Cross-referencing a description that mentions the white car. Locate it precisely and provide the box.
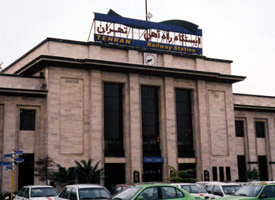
[15,185,58,200]
[204,182,241,198]
[55,184,111,200]
[171,183,216,200]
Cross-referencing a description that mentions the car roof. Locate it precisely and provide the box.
[65,184,105,189]
[205,182,240,186]
[23,185,55,188]
[170,183,197,186]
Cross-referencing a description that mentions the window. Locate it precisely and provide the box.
[138,187,158,200]
[212,167,218,181]
[235,120,244,137]
[206,185,213,193]
[237,155,247,182]
[176,89,194,158]
[59,187,70,199]
[255,121,265,138]
[213,186,223,196]
[161,186,182,199]
[20,109,35,130]
[70,188,77,200]
[141,86,161,157]
[219,167,224,181]
[258,156,268,181]
[226,167,231,182]
[104,83,124,157]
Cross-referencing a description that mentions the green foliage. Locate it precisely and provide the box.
[165,166,196,183]
[49,159,104,189]
[74,159,104,184]
[245,168,260,181]
[34,156,56,184]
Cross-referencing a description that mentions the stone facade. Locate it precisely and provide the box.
[0,38,274,192]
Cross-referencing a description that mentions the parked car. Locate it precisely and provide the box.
[55,184,111,200]
[112,183,205,200]
[218,183,275,200]
[171,183,216,199]
[204,183,241,198]
[15,185,58,200]
[111,184,131,195]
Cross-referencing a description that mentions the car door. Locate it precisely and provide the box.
[159,186,185,200]
[259,185,275,200]
[136,186,159,200]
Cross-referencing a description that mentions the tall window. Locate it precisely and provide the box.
[212,167,218,181]
[237,155,247,181]
[141,86,161,157]
[255,121,265,138]
[235,120,244,137]
[219,167,224,181]
[20,109,35,130]
[176,89,194,158]
[226,167,231,181]
[104,83,124,157]
[258,156,268,181]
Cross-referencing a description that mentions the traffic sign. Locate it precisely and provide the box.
[14,158,24,163]
[14,151,23,155]
[1,162,12,167]
[4,154,13,159]
[6,166,13,171]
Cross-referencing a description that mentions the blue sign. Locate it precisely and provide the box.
[94,34,202,55]
[143,157,164,163]
[6,166,13,171]
[4,154,13,159]
[14,150,23,155]
[1,162,12,167]
[93,12,203,55]
[14,158,24,163]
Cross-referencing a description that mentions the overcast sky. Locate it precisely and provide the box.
[0,0,274,96]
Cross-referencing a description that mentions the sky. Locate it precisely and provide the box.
[0,0,274,96]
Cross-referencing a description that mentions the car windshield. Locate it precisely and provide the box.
[234,185,263,197]
[79,188,111,200]
[31,187,58,197]
[222,185,241,195]
[113,187,142,200]
[181,185,207,193]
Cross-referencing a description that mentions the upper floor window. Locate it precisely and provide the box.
[255,121,265,138]
[235,120,244,137]
[104,83,124,157]
[20,109,35,130]
[176,89,194,158]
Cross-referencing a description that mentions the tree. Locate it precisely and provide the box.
[74,159,104,184]
[34,156,56,184]
[51,165,76,190]
[165,166,196,183]
[245,168,260,181]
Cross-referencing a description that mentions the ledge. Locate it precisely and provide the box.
[0,87,47,97]
[234,104,275,113]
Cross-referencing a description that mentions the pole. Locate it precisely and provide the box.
[145,0,148,21]
[11,150,14,200]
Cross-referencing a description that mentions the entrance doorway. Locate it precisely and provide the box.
[143,163,163,182]
[104,163,125,192]
[18,154,34,190]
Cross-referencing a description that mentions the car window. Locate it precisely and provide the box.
[190,185,200,193]
[17,188,26,197]
[113,187,141,199]
[261,186,275,198]
[59,187,70,199]
[175,188,185,198]
[206,185,213,193]
[79,188,111,200]
[160,186,178,199]
[213,186,223,196]
[24,188,30,198]
[31,187,58,197]
[70,188,77,200]
[181,185,190,193]
[222,185,241,195]
[138,187,158,200]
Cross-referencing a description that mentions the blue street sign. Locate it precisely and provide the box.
[6,166,13,170]
[14,150,23,155]
[14,158,24,163]
[4,154,13,159]
[1,162,12,167]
